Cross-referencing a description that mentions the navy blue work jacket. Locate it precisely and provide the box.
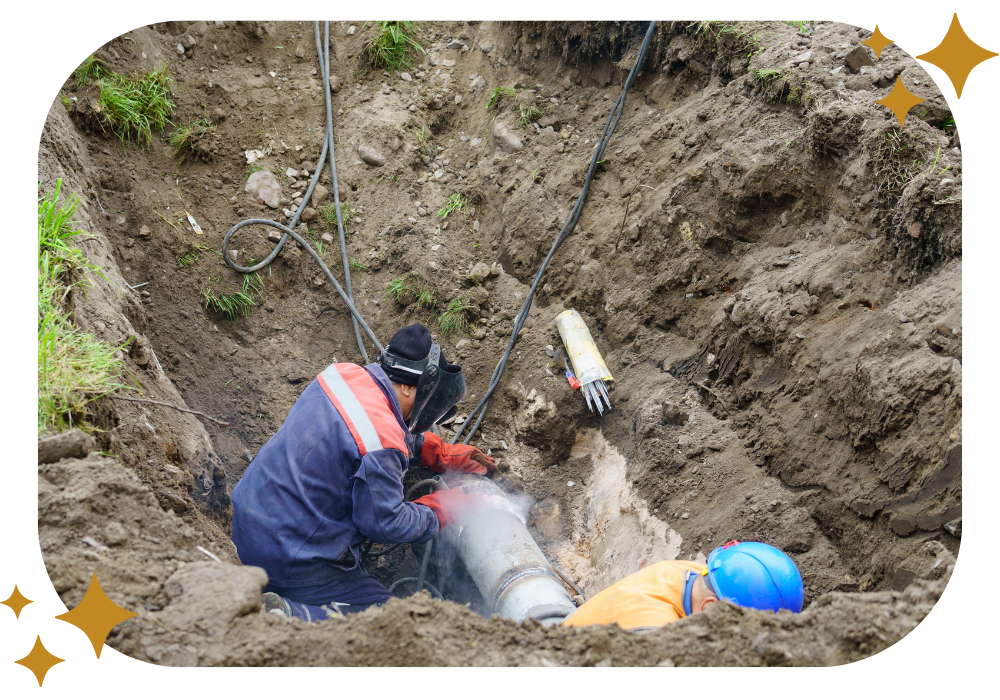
[231,362,438,588]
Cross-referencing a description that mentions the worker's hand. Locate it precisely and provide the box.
[420,431,496,475]
[413,490,504,528]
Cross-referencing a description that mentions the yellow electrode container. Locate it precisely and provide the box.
[555,309,614,414]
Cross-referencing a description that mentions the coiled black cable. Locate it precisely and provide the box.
[222,21,376,360]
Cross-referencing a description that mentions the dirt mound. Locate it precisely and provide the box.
[36,450,948,666]
[38,19,960,665]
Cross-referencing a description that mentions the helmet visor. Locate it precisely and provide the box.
[407,344,466,433]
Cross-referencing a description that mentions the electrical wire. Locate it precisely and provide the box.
[221,21,374,360]
[451,20,658,444]
[387,576,443,599]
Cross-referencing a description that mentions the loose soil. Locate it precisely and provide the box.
[37,19,961,666]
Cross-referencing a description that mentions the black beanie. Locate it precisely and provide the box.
[380,324,460,386]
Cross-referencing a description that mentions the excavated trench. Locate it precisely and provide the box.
[37,19,960,665]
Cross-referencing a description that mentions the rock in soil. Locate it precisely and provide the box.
[491,121,524,154]
[358,145,386,167]
[245,170,282,209]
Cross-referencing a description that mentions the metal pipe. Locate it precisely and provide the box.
[444,474,577,626]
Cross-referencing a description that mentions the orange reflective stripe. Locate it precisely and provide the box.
[316,363,407,456]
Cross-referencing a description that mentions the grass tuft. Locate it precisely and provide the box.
[321,202,353,228]
[74,54,106,88]
[415,126,433,154]
[201,273,264,321]
[38,180,125,434]
[438,295,474,336]
[487,86,516,112]
[364,22,426,71]
[169,113,214,158]
[95,65,175,148]
[784,21,810,32]
[437,193,469,219]
[518,104,543,128]
[385,272,436,310]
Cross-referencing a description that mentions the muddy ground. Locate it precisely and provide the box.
[37,20,960,665]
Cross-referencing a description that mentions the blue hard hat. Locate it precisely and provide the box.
[706,541,804,613]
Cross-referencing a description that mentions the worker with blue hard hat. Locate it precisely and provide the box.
[562,541,804,630]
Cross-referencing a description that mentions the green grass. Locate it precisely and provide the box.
[415,126,432,154]
[74,54,106,88]
[321,202,353,228]
[310,236,328,256]
[169,115,214,158]
[364,21,426,71]
[201,273,264,321]
[437,193,469,219]
[385,272,436,309]
[349,258,368,272]
[784,21,810,32]
[487,86,516,112]
[247,165,264,180]
[38,180,125,434]
[95,65,175,148]
[178,250,200,266]
[518,104,543,128]
[438,295,474,336]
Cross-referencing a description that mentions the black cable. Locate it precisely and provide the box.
[416,538,433,594]
[320,21,367,362]
[221,21,374,360]
[387,577,443,599]
[451,21,658,444]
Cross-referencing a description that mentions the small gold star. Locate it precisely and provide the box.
[876,76,925,128]
[15,636,63,687]
[55,573,137,658]
[917,13,998,98]
[1,585,33,619]
[863,25,895,59]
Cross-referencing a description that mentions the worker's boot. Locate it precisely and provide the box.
[261,592,292,618]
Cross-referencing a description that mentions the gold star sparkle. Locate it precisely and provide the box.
[876,77,925,128]
[916,13,998,98]
[15,636,63,687]
[863,25,895,59]
[55,573,136,658]
[1,585,33,619]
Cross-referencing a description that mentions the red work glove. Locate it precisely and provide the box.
[413,490,504,528]
[420,431,496,475]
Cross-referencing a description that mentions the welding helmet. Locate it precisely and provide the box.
[706,541,804,613]
[378,341,466,433]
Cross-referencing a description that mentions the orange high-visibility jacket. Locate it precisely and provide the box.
[562,560,704,630]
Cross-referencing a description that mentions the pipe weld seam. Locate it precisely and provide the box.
[492,567,564,610]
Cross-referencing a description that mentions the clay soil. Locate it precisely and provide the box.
[37,20,960,666]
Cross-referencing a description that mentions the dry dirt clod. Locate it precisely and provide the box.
[38,429,95,464]
[844,45,875,73]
